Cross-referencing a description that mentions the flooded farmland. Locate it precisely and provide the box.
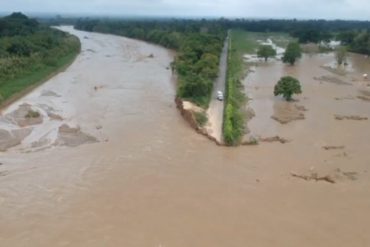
[0,28,370,247]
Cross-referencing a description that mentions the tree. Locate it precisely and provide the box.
[282,42,302,65]
[274,76,302,101]
[257,45,277,62]
[335,46,347,66]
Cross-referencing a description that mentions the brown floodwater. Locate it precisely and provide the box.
[0,28,370,247]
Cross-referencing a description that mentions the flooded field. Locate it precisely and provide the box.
[0,28,370,247]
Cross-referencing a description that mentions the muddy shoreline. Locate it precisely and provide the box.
[175,97,222,146]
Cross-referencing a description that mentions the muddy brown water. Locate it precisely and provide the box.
[0,28,370,246]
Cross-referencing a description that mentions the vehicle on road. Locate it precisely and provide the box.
[217,91,224,101]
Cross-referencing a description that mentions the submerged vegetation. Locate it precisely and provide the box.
[282,42,302,65]
[274,76,302,101]
[0,13,80,106]
[257,45,277,62]
[75,19,226,107]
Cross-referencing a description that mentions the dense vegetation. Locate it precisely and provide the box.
[222,30,251,146]
[75,19,226,107]
[0,13,80,106]
[336,31,370,55]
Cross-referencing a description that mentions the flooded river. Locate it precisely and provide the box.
[0,28,370,246]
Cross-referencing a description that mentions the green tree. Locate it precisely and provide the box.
[282,42,302,65]
[274,76,302,101]
[335,46,347,66]
[257,45,277,62]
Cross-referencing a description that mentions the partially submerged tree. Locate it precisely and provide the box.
[335,46,347,66]
[257,45,277,62]
[282,42,302,65]
[274,76,302,101]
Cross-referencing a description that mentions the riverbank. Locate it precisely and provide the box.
[0,14,81,110]
[0,36,80,110]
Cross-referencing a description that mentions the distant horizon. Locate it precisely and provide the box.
[1,0,370,21]
[1,11,370,22]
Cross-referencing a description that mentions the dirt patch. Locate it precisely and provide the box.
[334,115,368,121]
[5,104,43,127]
[54,124,98,147]
[0,128,32,151]
[271,102,306,124]
[314,75,352,85]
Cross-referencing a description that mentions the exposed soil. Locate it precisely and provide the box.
[4,103,43,127]
[271,102,306,124]
[54,124,98,147]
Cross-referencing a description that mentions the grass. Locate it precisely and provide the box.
[0,36,80,109]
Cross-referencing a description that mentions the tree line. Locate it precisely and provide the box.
[0,13,80,104]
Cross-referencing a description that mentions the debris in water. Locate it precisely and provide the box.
[334,115,368,121]
[259,136,290,144]
[322,145,345,150]
[290,172,336,184]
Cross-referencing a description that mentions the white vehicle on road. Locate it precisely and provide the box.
[217,91,224,101]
